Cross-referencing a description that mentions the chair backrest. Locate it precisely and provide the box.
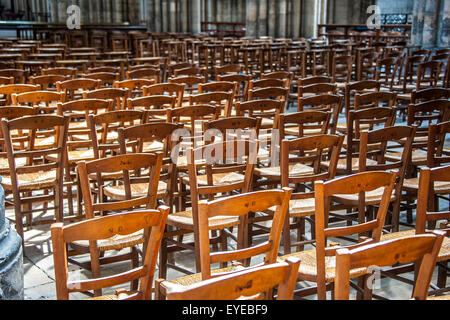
[344,80,381,115]
[411,87,450,104]
[52,205,169,300]
[416,165,450,235]
[189,92,233,118]
[142,83,185,107]
[29,75,68,90]
[11,90,64,111]
[41,67,77,77]
[126,68,161,83]
[217,73,252,101]
[77,153,163,218]
[426,121,450,168]
[56,78,101,101]
[407,99,450,149]
[203,116,261,143]
[83,88,129,110]
[127,95,176,120]
[334,232,444,300]
[278,110,331,140]
[314,171,397,299]
[87,110,146,159]
[198,81,237,95]
[215,64,244,80]
[197,188,292,280]
[114,79,156,98]
[165,257,300,300]
[0,84,40,105]
[166,104,220,137]
[298,94,343,134]
[298,83,337,98]
[298,76,332,87]
[84,72,120,86]
[250,78,288,91]
[168,75,206,96]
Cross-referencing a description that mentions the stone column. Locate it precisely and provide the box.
[279,0,288,38]
[268,0,277,38]
[190,0,201,34]
[0,177,23,300]
[438,0,450,47]
[411,0,444,48]
[246,0,258,38]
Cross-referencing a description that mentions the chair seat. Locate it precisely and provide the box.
[167,210,240,231]
[142,140,164,153]
[182,172,245,186]
[322,157,378,172]
[284,127,323,136]
[70,230,145,252]
[286,198,316,217]
[332,186,396,206]
[385,149,427,166]
[47,149,95,163]
[88,290,139,300]
[103,181,168,201]
[279,249,367,283]
[162,264,246,287]
[403,177,450,193]
[1,170,57,191]
[255,163,314,179]
[380,229,450,262]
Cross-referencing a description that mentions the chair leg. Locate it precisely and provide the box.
[158,237,168,280]
[130,246,139,291]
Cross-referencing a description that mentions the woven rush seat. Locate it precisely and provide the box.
[1,170,57,191]
[279,249,367,283]
[34,136,56,149]
[0,157,26,173]
[162,264,246,287]
[380,229,450,261]
[403,177,450,193]
[182,172,245,186]
[255,163,314,179]
[260,118,274,128]
[428,295,450,300]
[385,149,427,166]
[322,157,378,172]
[396,93,411,101]
[72,130,119,142]
[70,230,145,252]
[167,210,240,231]
[332,186,396,205]
[336,122,370,132]
[142,140,164,153]
[284,127,323,136]
[88,290,139,300]
[103,181,168,200]
[68,121,88,130]
[46,149,95,163]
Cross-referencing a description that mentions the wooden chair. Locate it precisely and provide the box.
[342,80,381,122]
[249,79,289,92]
[41,67,76,78]
[331,55,354,83]
[143,83,185,108]
[11,90,64,113]
[214,64,244,80]
[235,99,284,131]
[157,140,258,280]
[72,153,164,297]
[334,232,444,300]
[336,106,397,176]
[279,110,331,141]
[87,110,146,161]
[114,79,156,98]
[0,84,40,105]
[189,92,234,118]
[198,81,237,96]
[126,68,161,83]
[165,258,300,300]
[83,88,129,110]
[156,188,292,299]
[127,95,176,121]
[298,94,343,135]
[167,62,196,79]
[298,83,337,99]
[375,56,401,91]
[247,87,289,114]
[117,122,184,210]
[56,78,101,102]
[416,60,444,90]
[255,134,344,252]
[51,206,169,300]
[174,66,207,80]
[29,75,68,91]
[1,115,69,241]
[334,126,415,233]
[83,72,120,87]
[0,69,27,83]
[168,75,206,102]
[279,171,397,299]
[217,73,252,102]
